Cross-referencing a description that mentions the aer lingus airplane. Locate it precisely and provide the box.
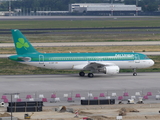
[9,29,154,78]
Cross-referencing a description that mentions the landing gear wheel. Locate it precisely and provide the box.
[133,72,137,76]
[79,71,85,77]
[133,68,137,76]
[88,73,94,78]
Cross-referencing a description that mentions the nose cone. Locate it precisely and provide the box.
[149,59,154,66]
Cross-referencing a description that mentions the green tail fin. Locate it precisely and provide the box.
[11,29,39,55]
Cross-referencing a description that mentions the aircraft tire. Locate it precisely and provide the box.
[79,71,85,77]
[133,72,137,76]
[88,73,94,78]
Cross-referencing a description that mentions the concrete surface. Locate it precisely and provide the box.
[0,73,160,105]
[1,41,160,48]
[0,73,159,92]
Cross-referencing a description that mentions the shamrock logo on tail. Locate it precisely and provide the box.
[16,38,29,50]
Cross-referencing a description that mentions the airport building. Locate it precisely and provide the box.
[69,3,141,15]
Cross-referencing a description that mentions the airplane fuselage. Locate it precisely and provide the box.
[9,52,154,70]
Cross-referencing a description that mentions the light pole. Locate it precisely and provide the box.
[4,93,20,120]
[136,0,138,16]
[9,0,11,16]
[111,0,114,16]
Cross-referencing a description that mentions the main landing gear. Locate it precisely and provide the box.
[79,71,94,78]
[133,68,137,76]
[79,71,85,77]
[88,73,94,78]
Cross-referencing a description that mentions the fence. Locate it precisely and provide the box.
[1,88,160,106]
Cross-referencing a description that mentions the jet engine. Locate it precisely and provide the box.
[100,66,120,75]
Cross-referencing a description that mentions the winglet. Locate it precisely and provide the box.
[11,29,39,55]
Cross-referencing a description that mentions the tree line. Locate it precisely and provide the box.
[0,0,159,12]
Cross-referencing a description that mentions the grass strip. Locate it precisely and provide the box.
[0,19,160,29]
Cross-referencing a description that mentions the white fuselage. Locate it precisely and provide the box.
[19,59,154,70]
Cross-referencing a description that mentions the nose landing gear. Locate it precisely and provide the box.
[133,69,137,76]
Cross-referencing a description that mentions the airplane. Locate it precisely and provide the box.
[9,29,154,78]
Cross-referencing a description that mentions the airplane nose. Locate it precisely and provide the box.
[150,60,154,66]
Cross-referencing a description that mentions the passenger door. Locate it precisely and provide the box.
[39,55,44,64]
[134,54,140,63]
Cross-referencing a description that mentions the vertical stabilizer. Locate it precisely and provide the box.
[11,29,39,55]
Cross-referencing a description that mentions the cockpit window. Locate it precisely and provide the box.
[144,56,149,59]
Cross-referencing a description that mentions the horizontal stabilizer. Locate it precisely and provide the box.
[18,57,31,62]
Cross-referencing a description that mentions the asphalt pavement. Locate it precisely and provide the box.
[0,73,160,106]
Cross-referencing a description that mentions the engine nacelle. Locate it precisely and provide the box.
[102,66,120,75]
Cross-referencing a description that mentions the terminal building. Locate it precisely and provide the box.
[69,3,142,15]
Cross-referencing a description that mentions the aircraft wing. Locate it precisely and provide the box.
[83,62,116,70]
[81,62,120,75]
[73,62,116,70]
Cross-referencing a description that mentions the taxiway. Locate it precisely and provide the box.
[0,72,159,93]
